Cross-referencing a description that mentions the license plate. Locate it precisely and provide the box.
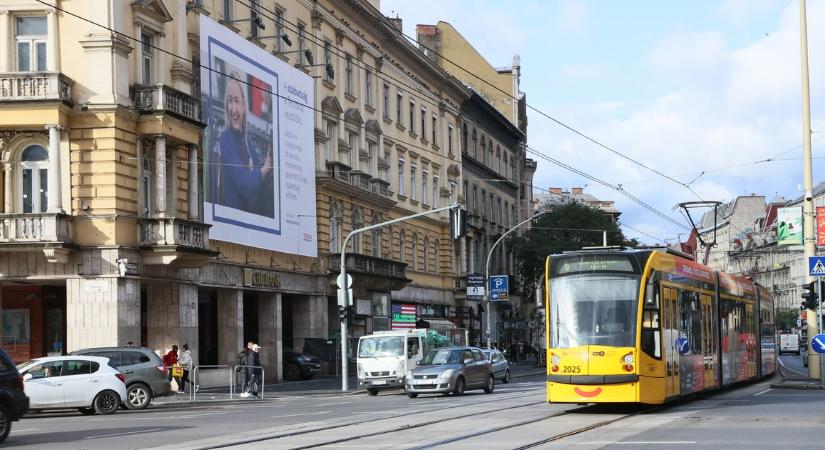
[372,380,387,385]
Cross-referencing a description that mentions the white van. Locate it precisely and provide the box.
[779,333,800,355]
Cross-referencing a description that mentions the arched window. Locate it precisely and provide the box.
[329,200,342,252]
[434,240,440,274]
[461,123,468,153]
[423,237,430,272]
[480,136,486,163]
[371,211,381,257]
[352,207,364,254]
[19,144,48,213]
[412,233,418,271]
[398,229,406,263]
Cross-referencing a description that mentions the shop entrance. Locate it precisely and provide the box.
[1,284,66,363]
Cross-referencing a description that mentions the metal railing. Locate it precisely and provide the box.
[191,365,234,402]
[131,84,202,124]
[0,71,72,103]
[233,365,265,399]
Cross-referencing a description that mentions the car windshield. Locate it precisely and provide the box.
[421,349,461,365]
[17,359,40,371]
[358,336,404,358]
[551,273,640,348]
[482,350,491,360]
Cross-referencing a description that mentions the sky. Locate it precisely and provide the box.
[379,0,825,246]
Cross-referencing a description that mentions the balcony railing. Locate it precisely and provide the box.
[140,217,210,250]
[131,84,201,124]
[0,72,72,103]
[329,253,407,279]
[0,213,73,243]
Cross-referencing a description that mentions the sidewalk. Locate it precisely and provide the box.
[151,363,545,409]
[770,359,825,390]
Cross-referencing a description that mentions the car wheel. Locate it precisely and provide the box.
[78,408,96,416]
[407,392,418,398]
[285,363,301,381]
[126,383,152,410]
[367,388,380,396]
[93,390,121,415]
[483,375,495,394]
[0,404,11,444]
[503,369,511,384]
[453,377,465,396]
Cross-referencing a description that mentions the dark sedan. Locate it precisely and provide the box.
[283,351,322,381]
[405,346,494,398]
[0,348,29,443]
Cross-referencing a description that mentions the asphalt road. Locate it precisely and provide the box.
[7,370,825,449]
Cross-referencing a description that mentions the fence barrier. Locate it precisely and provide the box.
[191,365,234,402]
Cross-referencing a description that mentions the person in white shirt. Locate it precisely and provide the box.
[177,343,193,394]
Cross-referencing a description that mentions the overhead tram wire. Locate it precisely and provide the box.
[45,1,690,238]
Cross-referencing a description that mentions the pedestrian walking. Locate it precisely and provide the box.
[241,344,261,398]
[163,345,179,382]
[236,341,252,392]
[178,343,193,394]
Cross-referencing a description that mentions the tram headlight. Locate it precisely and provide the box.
[551,354,560,365]
[622,353,634,372]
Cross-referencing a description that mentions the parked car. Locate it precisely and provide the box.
[482,349,511,384]
[17,356,127,415]
[0,348,29,443]
[283,351,322,381]
[405,346,494,398]
[72,346,171,410]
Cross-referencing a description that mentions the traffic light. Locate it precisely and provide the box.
[802,281,818,311]
[450,207,467,240]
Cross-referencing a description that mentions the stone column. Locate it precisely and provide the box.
[136,138,144,214]
[46,9,58,71]
[66,277,140,352]
[155,135,167,216]
[46,124,62,213]
[217,289,243,365]
[258,292,282,382]
[145,282,180,354]
[188,145,199,220]
[291,295,328,353]
[0,11,9,72]
[3,163,12,213]
[179,283,199,365]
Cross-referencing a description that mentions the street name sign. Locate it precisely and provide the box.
[467,273,485,300]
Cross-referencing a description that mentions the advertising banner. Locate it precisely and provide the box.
[200,16,316,256]
[777,206,803,246]
[817,206,825,247]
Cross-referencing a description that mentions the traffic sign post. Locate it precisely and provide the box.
[490,275,509,301]
[811,334,825,354]
[467,274,485,301]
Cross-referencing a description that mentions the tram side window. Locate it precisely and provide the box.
[641,279,661,359]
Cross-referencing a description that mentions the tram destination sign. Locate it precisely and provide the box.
[554,255,635,275]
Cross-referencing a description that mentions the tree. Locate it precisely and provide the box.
[510,202,626,286]
[776,308,800,332]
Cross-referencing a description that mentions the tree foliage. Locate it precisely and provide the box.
[510,202,629,285]
[775,308,800,332]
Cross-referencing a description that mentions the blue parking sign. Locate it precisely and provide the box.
[490,275,509,301]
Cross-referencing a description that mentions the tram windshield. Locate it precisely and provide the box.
[550,274,639,348]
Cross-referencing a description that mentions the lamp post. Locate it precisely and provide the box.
[339,203,460,391]
[484,210,548,350]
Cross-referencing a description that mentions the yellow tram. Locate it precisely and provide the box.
[545,247,776,404]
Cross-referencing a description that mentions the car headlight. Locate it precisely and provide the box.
[406,370,413,379]
[397,360,405,375]
[357,363,365,378]
[439,369,456,379]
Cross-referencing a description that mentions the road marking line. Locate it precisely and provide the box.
[84,428,165,439]
[11,429,38,433]
[754,388,772,396]
[271,411,330,418]
[314,401,351,407]
[777,356,808,376]
[577,442,696,445]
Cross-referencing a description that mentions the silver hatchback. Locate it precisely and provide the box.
[72,347,172,409]
[405,347,494,398]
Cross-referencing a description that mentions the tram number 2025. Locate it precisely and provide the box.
[561,365,581,374]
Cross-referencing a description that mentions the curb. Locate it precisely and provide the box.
[770,383,825,390]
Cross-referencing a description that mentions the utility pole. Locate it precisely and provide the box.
[485,210,548,350]
[799,0,819,380]
[338,203,460,392]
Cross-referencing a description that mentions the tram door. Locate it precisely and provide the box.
[701,294,714,389]
[662,286,679,399]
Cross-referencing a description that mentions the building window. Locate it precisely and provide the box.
[398,158,405,196]
[480,136,486,164]
[412,233,418,270]
[497,197,502,224]
[367,141,377,176]
[504,201,509,226]
[325,121,337,163]
[399,230,406,262]
[511,155,516,178]
[420,107,426,139]
[434,240,440,274]
[448,125,454,155]
[397,93,404,125]
[383,84,390,119]
[433,176,439,208]
[371,213,382,258]
[422,170,429,205]
[432,115,438,145]
[490,193,495,221]
[410,164,417,201]
[19,144,49,213]
[15,16,47,72]
[409,100,415,134]
[512,205,516,226]
[424,237,430,272]
[329,201,342,252]
[142,155,153,216]
[140,31,154,83]
[323,41,333,80]
[298,23,306,64]
[461,124,468,153]
[352,207,364,254]
[365,69,373,106]
[481,189,486,218]
[347,132,358,167]
[345,55,353,95]
[473,185,478,213]
[275,9,285,52]
[223,0,233,21]
[250,0,260,38]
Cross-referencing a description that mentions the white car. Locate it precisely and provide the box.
[17,356,127,415]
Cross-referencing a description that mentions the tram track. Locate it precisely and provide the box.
[201,388,544,449]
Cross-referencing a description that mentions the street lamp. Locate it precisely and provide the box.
[484,210,548,350]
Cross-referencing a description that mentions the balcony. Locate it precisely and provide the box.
[0,72,72,103]
[329,253,409,291]
[0,213,74,263]
[139,217,217,267]
[131,84,202,125]
[319,162,395,207]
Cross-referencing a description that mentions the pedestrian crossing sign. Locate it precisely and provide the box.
[809,256,825,276]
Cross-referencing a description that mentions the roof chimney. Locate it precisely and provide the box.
[416,24,438,61]
[387,16,402,32]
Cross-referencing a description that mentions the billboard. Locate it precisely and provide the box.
[817,206,825,246]
[200,16,316,256]
[777,206,803,246]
